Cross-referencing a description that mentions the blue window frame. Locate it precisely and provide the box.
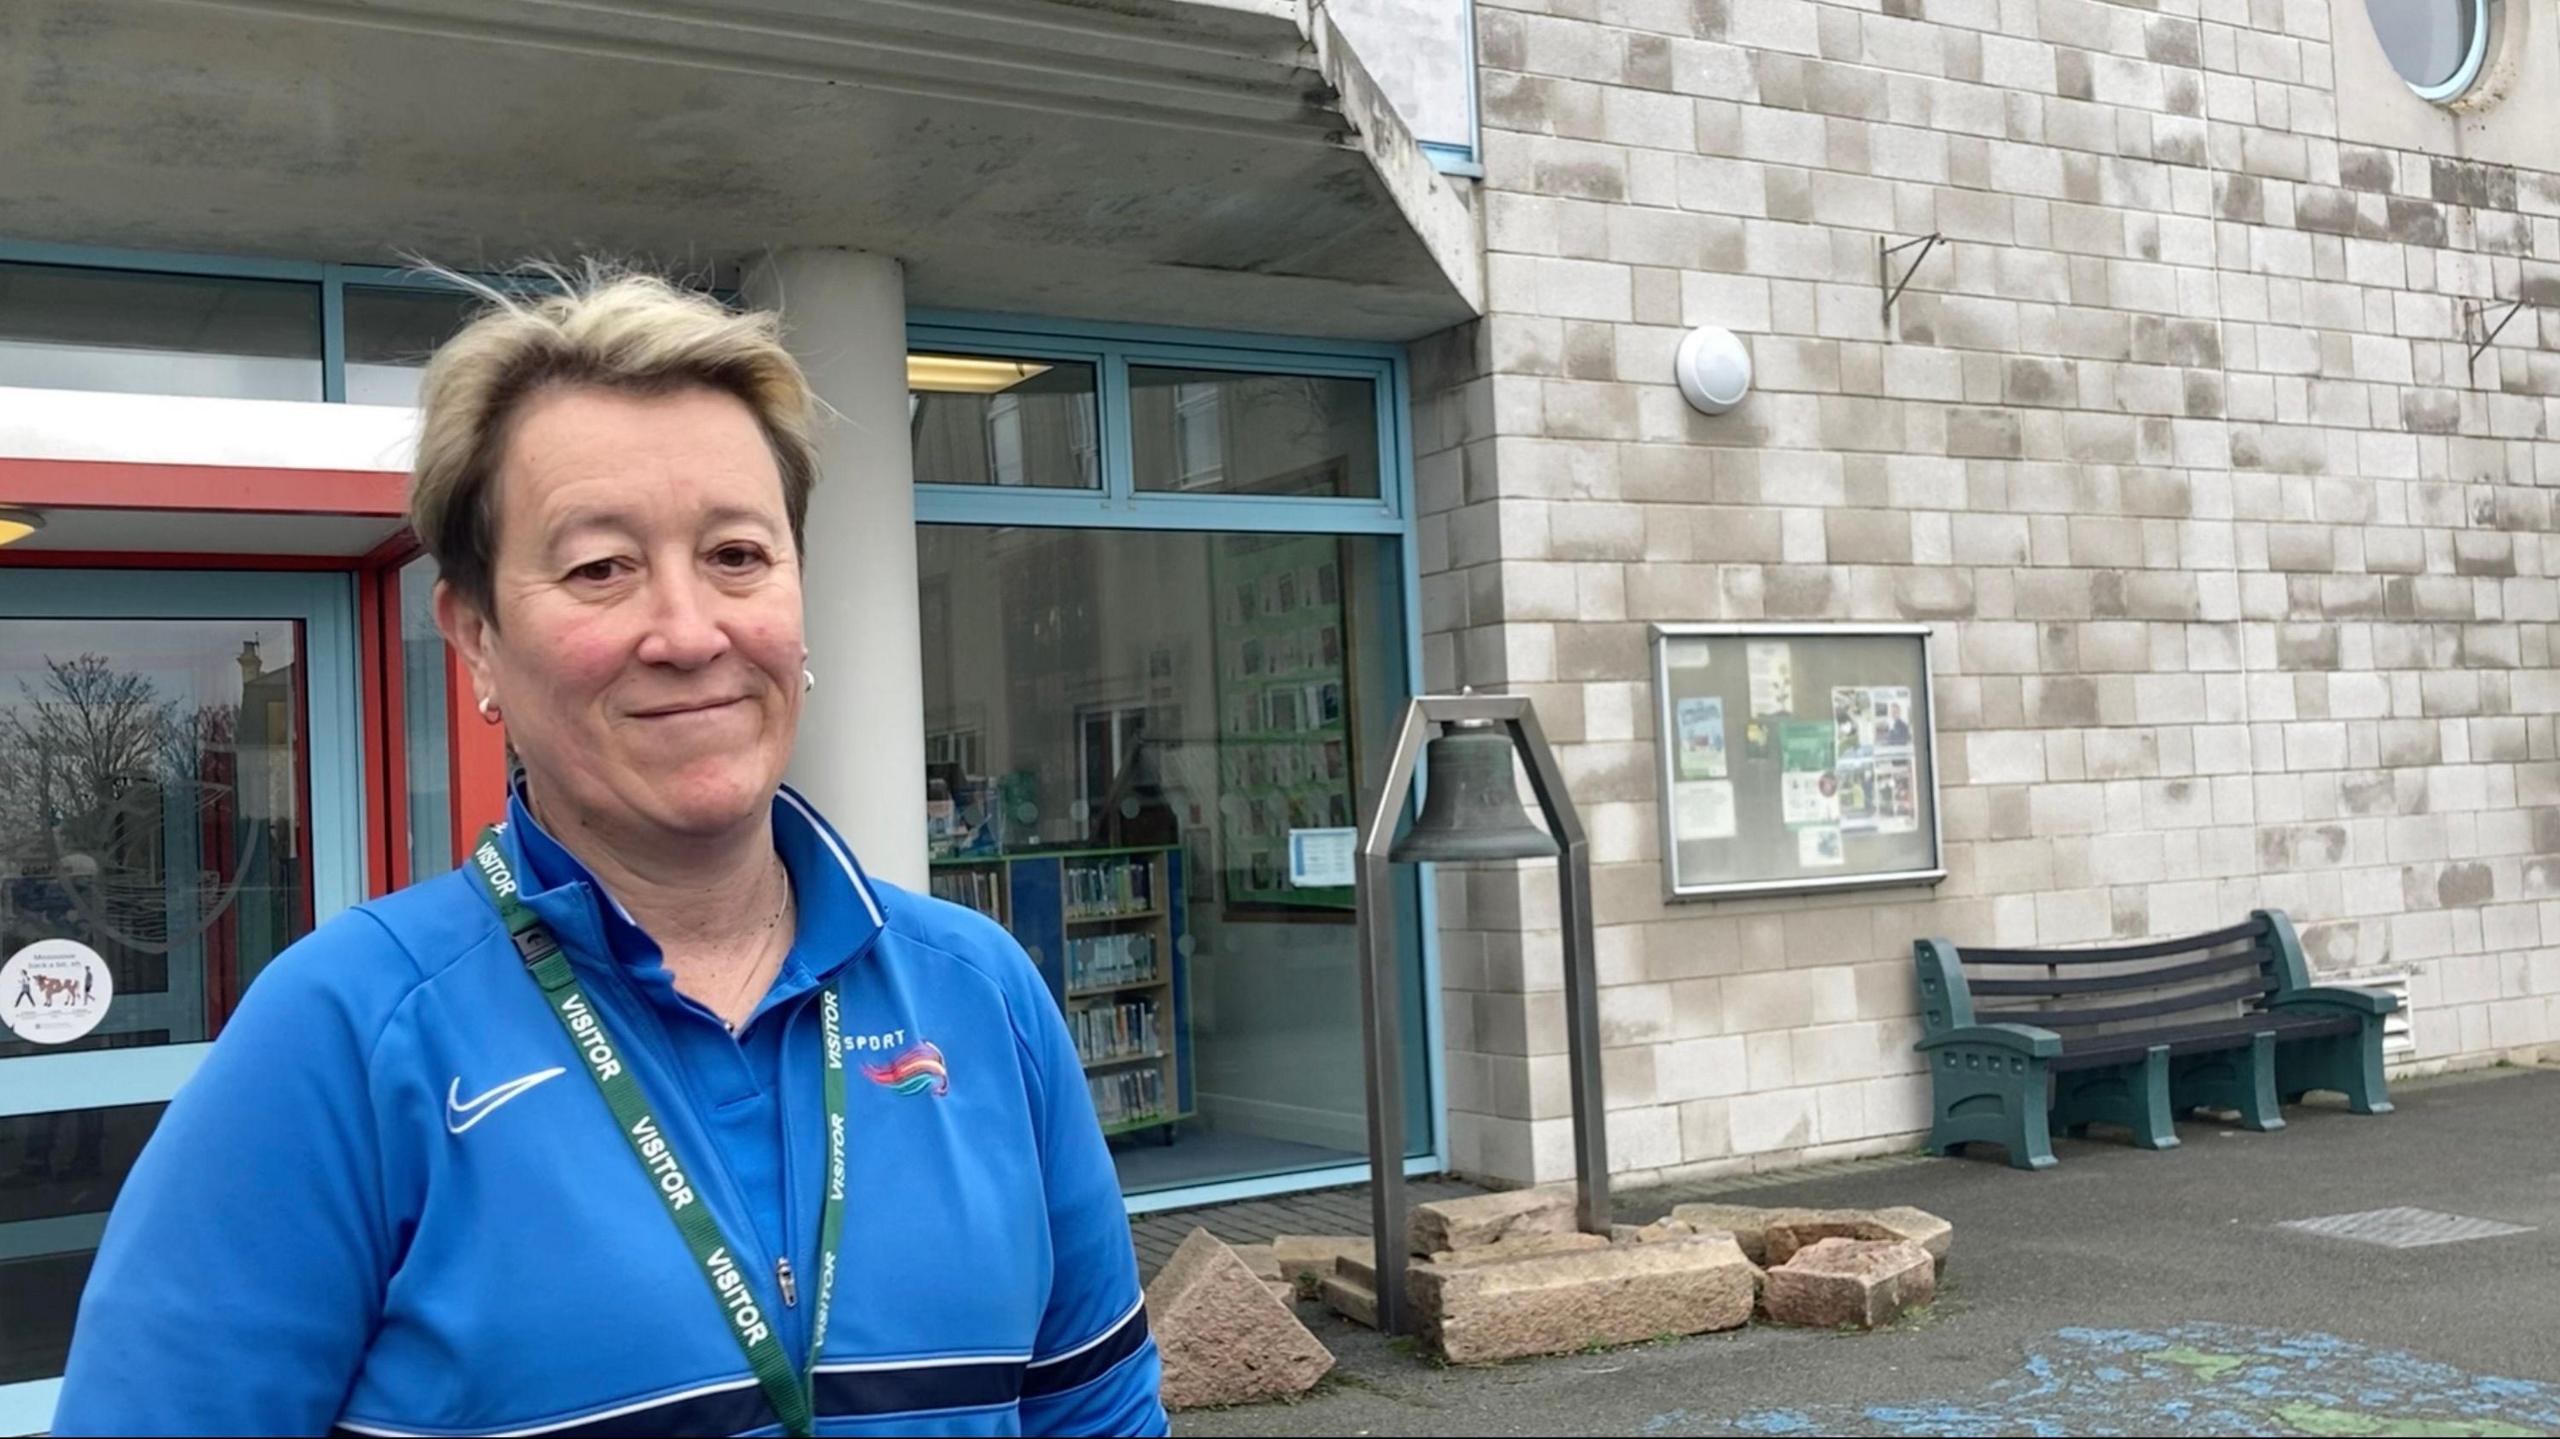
[908,312,1446,1209]
[0,239,530,404]
[907,313,1412,537]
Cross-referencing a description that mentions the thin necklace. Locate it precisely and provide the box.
[722,860,795,1033]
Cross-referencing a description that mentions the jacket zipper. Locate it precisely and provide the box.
[597,951,804,1357]
[773,990,807,1360]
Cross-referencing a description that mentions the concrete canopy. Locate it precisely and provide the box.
[0,0,1481,340]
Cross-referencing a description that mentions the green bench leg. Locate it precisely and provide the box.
[1995,1111,2057,1171]
[2048,1046,2179,1151]
[2171,1032,2285,1132]
[2276,1023,2395,1116]
[1927,1050,2056,1170]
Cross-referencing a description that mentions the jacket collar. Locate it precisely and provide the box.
[497,779,887,991]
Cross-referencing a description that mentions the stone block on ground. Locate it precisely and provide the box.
[1763,1207,1952,1274]
[1669,1202,1953,1274]
[1665,1203,1798,1265]
[1860,1207,1954,1274]
[1611,1218,1699,1245]
[1411,1230,1756,1364]
[1322,1230,1620,1332]
[1144,1228,1335,1410]
[1227,1243,1294,1304]
[1409,1184,1577,1256]
[1320,1270,1379,1330]
[1272,1235,1370,1300]
[1762,1237,1935,1331]
[1430,1231,1613,1268]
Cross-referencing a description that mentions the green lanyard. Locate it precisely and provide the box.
[469,826,847,1438]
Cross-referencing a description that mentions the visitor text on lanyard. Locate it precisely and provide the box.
[469,826,848,1438]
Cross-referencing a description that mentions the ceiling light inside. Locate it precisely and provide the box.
[0,507,44,547]
[907,355,1053,395]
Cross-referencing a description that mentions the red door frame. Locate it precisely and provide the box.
[352,534,512,890]
[358,534,419,894]
[0,458,509,896]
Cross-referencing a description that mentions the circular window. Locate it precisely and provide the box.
[2365,0,2490,101]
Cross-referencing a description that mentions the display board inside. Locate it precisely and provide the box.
[1209,530,1358,912]
[1651,625,1943,899]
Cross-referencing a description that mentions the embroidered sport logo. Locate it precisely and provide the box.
[861,1041,949,1098]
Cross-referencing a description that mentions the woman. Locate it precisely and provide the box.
[55,270,1165,1438]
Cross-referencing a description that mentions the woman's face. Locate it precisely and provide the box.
[440,383,805,850]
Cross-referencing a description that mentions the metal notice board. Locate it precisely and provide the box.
[1649,624,1946,901]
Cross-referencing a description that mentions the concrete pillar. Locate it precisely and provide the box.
[742,249,926,891]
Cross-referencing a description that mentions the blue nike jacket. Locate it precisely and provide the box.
[54,784,1165,1437]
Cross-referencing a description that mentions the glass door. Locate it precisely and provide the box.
[0,571,360,1435]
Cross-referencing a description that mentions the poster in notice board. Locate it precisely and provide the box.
[1649,625,1943,899]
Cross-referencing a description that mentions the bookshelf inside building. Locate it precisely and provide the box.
[929,846,1193,1139]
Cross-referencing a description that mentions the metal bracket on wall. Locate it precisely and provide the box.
[2464,297,2528,382]
[1879,233,1945,333]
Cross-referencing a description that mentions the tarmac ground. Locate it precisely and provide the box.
[1172,1065,2560,1437]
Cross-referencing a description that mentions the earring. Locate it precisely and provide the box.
[803,669,816,694]
[477,695,501,724]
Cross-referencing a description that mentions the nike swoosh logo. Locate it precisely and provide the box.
[446,1067,568,1135]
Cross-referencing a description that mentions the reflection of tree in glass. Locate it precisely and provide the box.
[0,652,247,954]
[0,655,170,827]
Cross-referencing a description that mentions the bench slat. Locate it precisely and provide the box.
[2047,1008,2359,1071]
[1980,977,2272,1029]
[1955,916,2269,967]
[1967,950,2269,997]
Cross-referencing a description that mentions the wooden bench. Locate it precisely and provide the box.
[1913,909,2395,1170]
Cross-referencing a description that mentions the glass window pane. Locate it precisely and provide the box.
[2,1246,98,1384]
[915,525,1427,1197]
[0,1102,163,1384]
[0,618,316,1059]
[1130,366,1380,498]
[399,556,455,880]
[0,1103,162,1227]
[909,354,1100,488]
[343,286,487,407]
[2366,0,2475,89]
[0,262,323,401]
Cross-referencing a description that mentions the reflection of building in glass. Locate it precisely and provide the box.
[0,631,310,1057]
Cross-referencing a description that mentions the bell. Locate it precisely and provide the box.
[1390,720,1560,863]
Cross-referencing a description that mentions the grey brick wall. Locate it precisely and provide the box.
[1417,0,2560,1188]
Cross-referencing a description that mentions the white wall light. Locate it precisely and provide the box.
[1674,327,1752,415]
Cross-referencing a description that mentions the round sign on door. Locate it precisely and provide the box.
[3,937,115,1045]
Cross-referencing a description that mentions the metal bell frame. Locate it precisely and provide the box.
[1354,691,1610,1337]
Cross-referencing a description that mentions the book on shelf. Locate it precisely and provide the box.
[1066,932,1157,990]
[1089,1066,1165,1127]
[928,867,1003,918]
[1063,854,1154,919]
[1070,998,1160,1065]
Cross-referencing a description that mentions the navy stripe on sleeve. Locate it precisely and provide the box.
[334,1354,1037,1437]
[1021,1302,1151,1398]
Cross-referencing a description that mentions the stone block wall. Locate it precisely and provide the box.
[1413,0,2560,1187]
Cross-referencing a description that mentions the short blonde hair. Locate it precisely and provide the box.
[407,264,819,619]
